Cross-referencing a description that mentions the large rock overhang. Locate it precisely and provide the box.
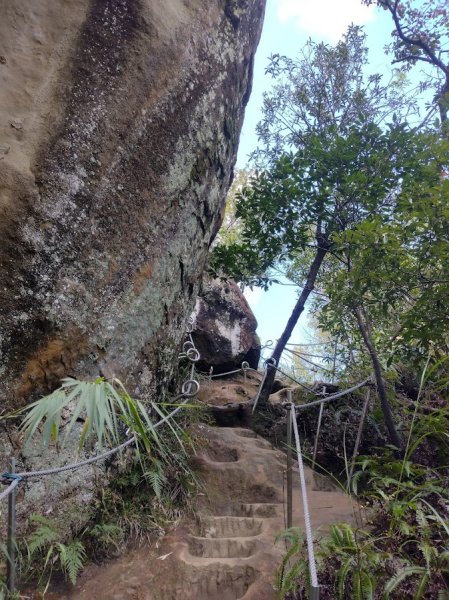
[0,0,266,408]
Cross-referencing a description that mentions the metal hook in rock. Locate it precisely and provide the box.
[181,379,200,397]
[186,347,200,362]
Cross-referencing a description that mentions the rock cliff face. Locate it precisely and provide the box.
[0,0,266,410]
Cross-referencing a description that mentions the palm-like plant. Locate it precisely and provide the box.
[275,527,309,599]
[19,377,179,455]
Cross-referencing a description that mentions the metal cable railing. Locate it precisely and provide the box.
[0,319,202,593]
[2,319,371,598]
[290,398,320,599]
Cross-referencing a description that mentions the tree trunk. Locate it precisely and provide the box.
[353,306,402,450]
[438,77,449,134]
[257,244,328,408]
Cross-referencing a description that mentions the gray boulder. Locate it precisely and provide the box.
[0,0,265,409]
[191,278,260,374]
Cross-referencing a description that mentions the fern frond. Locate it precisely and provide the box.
[57,540,86,585]
[414,572,429,600]
[383,566,426,597]
[146,469,167,501]
[353,569,362,600]
[338,557,353,599]
[27,516,59,556]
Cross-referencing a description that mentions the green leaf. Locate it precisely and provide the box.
[383,566,426,597]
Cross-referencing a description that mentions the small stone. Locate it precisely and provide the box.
[0,144,10,159]
[10,119,23,130]
[0,55,6,64]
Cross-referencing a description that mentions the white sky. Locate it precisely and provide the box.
[276,0,376,42]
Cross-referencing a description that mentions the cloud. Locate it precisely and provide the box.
[276,0,376,43]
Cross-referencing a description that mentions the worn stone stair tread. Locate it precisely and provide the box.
[179,548,256,568]
[238,502,283,517]
[189,535,259,558]
[190,534,261,541]
[199,515,264,537]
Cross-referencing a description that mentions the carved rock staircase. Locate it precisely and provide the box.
[64,425,355,600]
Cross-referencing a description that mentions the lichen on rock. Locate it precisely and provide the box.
[0,0,265,407]
[0,0,266,531]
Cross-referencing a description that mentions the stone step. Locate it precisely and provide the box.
[198,515,263,538]
[200,444,240,463]
[235,502,282,518]
[189,535,258,558]
[154,563,257,600]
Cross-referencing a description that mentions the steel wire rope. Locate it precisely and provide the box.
[296,378,371,410]
[290,404,319,593]
[283,348,335,360]
[206,361,255,380]
[1,324,201,498]
[285,341,342,347]
[271,364,317,394]
[0,478,20,503]
[209,366,246,378]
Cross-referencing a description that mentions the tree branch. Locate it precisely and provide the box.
[392,55,438,67]
[383,0,448,75]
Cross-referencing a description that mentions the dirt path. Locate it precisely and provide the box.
[61,425,356,600]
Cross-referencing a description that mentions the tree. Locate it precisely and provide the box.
[252,25,417,167]
[212,122,432,447]
[211,27,443,447]
[317,134,449,447]
[363,0,449,127]
[320,138,449,361]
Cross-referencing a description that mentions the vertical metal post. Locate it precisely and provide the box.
[311,585,320,599]
[286,389,293,529]
[6,457,17,594]
[348,389,370,488]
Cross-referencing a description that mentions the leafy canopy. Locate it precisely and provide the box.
[211,121,434,289]
[363,0,449,126]
[252,25,417,167]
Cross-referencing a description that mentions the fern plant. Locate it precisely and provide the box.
[274,528,309,599]
[144,459,168,501]
[85,523,124,556]
[321,523,383,600]
[26,515,86,589]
